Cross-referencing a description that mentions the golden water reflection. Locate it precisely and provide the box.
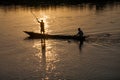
[33,39,60,79]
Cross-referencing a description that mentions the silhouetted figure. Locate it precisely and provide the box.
[37,19,45,34]
[76,28,84,39]
[75,28,84,52]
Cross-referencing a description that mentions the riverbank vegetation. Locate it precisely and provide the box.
[0,0,119,6]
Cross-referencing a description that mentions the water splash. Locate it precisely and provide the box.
[86,32,120,46]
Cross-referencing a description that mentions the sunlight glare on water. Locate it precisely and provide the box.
[33,39,60,79]
[0,3,120,80]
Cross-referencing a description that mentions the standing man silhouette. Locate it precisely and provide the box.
[37,19,45,34]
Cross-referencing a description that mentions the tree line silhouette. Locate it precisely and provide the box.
[0,0,119,6]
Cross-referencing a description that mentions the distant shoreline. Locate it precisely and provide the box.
[0,0,120,6]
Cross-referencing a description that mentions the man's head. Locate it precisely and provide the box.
[78,28,81,31]
[41,20,43,22]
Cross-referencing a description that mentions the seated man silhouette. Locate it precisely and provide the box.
[76,28,84,38]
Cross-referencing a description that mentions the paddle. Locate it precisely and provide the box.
[30,11,39,22]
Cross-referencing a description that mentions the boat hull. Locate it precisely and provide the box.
[24,31,87,41]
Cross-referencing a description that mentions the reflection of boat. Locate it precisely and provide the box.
[24,31,88,40]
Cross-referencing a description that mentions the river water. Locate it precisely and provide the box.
[0,3,120,80]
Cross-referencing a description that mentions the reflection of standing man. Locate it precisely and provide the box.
[37,19,45,34]
[41,38,46,79]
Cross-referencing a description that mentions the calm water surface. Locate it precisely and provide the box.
[0,3,120,80]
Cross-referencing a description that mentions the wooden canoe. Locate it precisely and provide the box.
[24,31,87,41]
